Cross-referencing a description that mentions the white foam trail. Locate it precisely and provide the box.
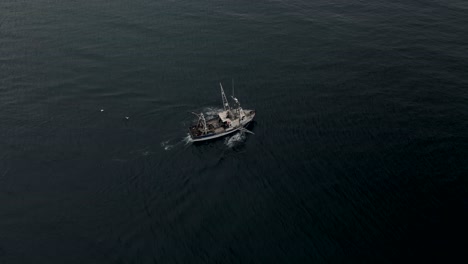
[160,140,174,151]
[225,131,246,148]
[183,133,193,145]
[161,134,193,151]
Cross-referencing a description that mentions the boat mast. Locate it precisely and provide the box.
[200,113,208,134]
[231,89,245,119]
[192,112,208,134]
[220,83,230,111]
[231,95,241,117]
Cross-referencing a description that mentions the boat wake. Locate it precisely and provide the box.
[182,133,193,145]
[225,131,246,148]
[161,134,193,151]
[160,140,174,151]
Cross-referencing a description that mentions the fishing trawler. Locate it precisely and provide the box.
[189,83,256,142]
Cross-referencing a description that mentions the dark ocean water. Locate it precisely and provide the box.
[1,0,467,263]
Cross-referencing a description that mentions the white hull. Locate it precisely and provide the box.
[191,113,255,142]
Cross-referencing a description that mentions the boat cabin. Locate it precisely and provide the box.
[218,110,233,128]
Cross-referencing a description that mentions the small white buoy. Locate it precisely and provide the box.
[100,109,104,112]
[125,116,129,120]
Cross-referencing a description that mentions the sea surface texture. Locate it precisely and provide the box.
[1,0,467,263]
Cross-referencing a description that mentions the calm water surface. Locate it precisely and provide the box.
[1,0,467,263]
